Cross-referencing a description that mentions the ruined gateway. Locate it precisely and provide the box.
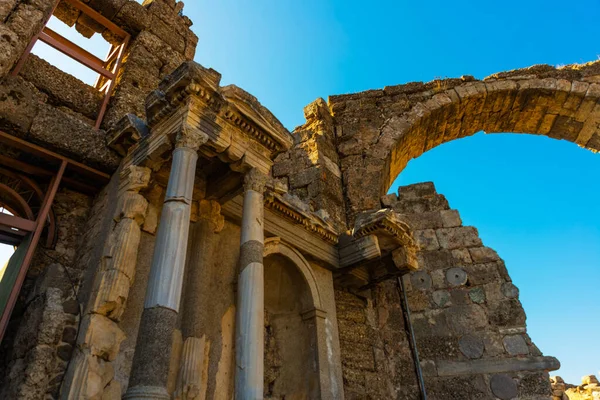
[0,1,598,399]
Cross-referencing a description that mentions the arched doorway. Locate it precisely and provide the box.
[263,239,326,400]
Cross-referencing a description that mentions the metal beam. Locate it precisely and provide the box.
[0,130,111,183]
[39,28,114,79]
[0,214,35,232]
[0,160,66,343]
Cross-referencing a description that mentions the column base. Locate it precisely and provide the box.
[123,386,170,400]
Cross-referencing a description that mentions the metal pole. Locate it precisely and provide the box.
[0,160,66,342]
[396,275,428,400]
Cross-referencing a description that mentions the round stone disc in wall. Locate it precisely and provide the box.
[411,271,432,290]
[490,374,518,400]
[446,267,468,286]
[458,334,484,359]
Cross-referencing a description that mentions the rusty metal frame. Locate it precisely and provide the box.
[0,130,110,342]
[10,0,131,130]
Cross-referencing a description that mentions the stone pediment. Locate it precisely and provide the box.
[221,85,293,153]
[140,62,292,175]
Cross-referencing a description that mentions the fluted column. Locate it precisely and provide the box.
[125,130,207,400]
[234,169,268,400]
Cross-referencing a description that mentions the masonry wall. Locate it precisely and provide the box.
[0,0,197,171]
[335,282,420,399]
[0,183,111,399]
[336,181,558,400]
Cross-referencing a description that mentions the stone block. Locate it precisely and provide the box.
[103,218,142,281]
[414,229,439,250]
[380,193,398,207]
[0,75,43,133]
[501,282,519,299]
[503,334,529,355]
[459,334,485,359]
[432,290,450,307]
[436,227,482,249]
[469,246,500,263]
[469,287,486,304]
[489,299,527,328]
[20,55,102,119]
[398,182,436,200]
[440,209,462,227]
[451,248,472,264]
[80,314,126,361]
[0,25,20,77]
[445,304,488,334]
[464,262,501,285]
[408,211,444,230]
[7,3,44,40]
[92,269,131,321]
[30,104,121,171]
[115,191,148,224]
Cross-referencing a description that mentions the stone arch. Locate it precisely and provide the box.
[263,237,323,311]
[262,237,331,399]
[330,62,600,220]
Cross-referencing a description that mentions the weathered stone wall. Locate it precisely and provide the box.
[327,62,600,223]
[0,0,197,171]
[552,375,600,400]
[335,182,561,399]
[334,283,420,399]
[0,186,100,400]
[273,98,346,230]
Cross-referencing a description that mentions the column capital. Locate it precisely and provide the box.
[175,127,209,151]
[243,168,268,193]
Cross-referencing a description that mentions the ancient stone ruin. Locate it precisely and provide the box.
[0,0,598,399]
[551,375,600,400]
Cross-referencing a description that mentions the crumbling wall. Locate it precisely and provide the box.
[334,282,420,400]
[273,98,346,231]
[328,63,600,224]
[0,187,99,400]
[552,375,600,400]
[0,0,197,171]
[336,182,559,399]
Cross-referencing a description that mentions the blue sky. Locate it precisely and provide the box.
[21,0,600,384]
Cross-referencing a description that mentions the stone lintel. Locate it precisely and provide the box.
[436,356,560,377]
[338,234,381,269]
[221,195,340,269]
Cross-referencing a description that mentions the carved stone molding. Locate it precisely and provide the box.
[264,192,338,245]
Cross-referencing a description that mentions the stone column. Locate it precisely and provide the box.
[125,130,207,400]
[234,169,268,400]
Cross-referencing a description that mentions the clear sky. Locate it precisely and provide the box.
[19,0,600,384]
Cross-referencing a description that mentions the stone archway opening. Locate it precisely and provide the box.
[385,131,600,390]
[263,252,320,399]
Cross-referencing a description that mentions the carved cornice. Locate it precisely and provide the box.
[353,209,417,251]
[264,192,338,245]
[145,62,223,127]
[221,107,282,153]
